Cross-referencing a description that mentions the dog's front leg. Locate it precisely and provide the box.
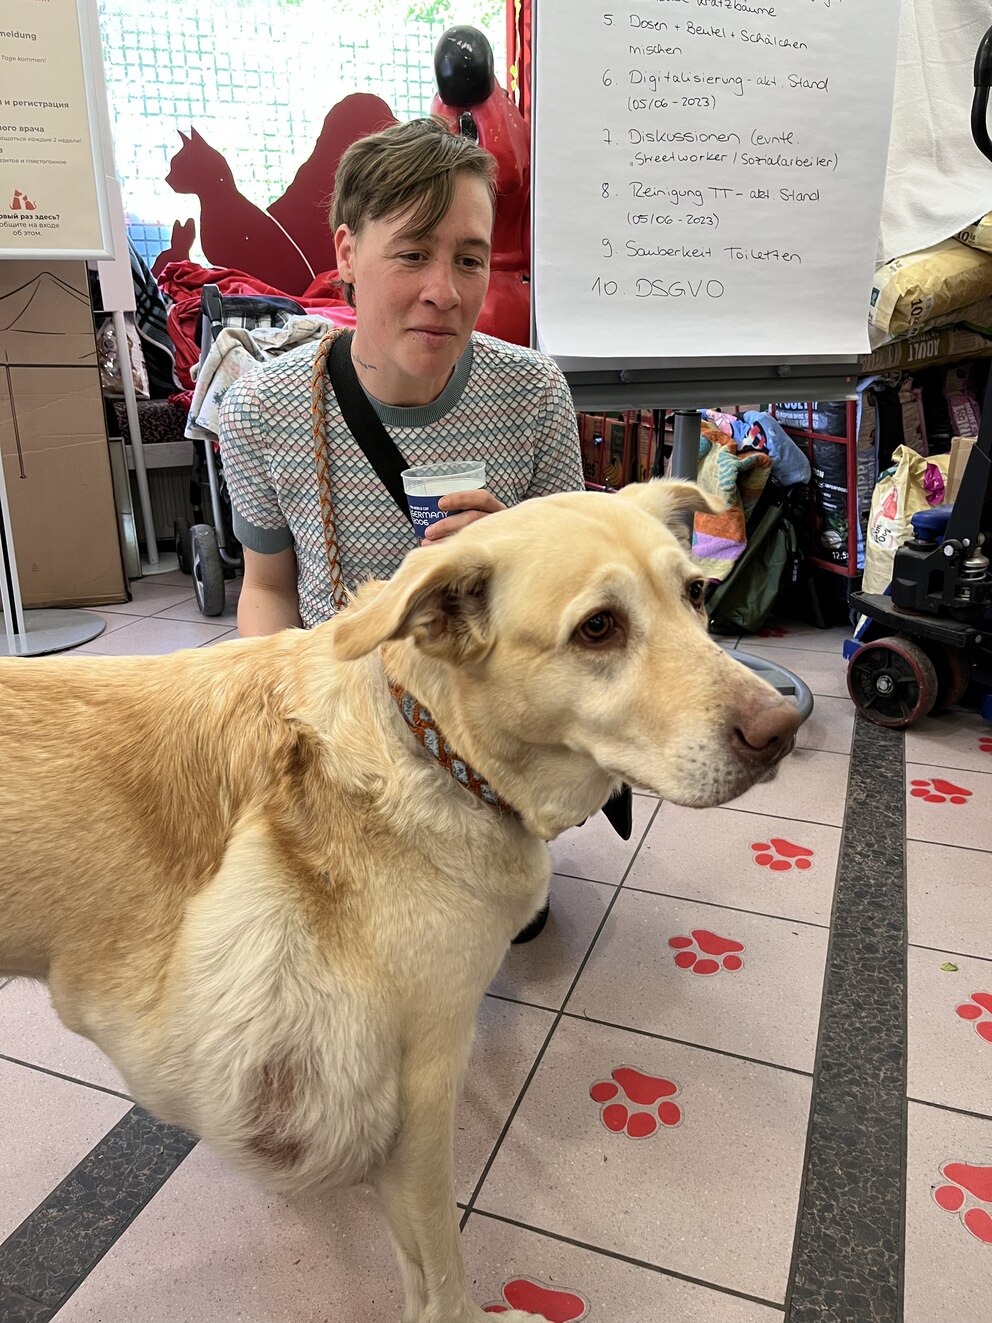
[374,1055,548,1323]
[375,1056,470,1323]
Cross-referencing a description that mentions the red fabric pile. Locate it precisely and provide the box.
[157,261,357,388]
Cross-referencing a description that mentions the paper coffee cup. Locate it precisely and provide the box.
[402,461,486,538]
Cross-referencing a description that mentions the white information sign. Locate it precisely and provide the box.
[534,0,903,360]
[0,0,113,258]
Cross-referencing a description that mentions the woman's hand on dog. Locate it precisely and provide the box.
[421,489,507,544]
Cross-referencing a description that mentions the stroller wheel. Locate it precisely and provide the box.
[190,524,226,617]
[174,518,192,575]
[846,635,938,728]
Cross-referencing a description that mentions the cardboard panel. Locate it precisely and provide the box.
[1,365,126,607]
[0,261,98,368]
[946,435,979,505]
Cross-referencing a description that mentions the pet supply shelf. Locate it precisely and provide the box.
[861,324,992,375]
[771,400,861,580]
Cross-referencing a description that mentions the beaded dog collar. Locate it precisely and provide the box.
[387,681,514,815]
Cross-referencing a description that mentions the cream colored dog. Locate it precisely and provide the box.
[0,481,799,1323]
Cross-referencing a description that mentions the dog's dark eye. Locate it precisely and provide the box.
[687,580,706,608]
[577,611,617,644]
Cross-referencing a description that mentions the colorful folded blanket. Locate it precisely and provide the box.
[692,423,773,583]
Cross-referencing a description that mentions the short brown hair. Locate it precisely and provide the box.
[330,116,497,306]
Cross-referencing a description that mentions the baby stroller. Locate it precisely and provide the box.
[179,283,306,616]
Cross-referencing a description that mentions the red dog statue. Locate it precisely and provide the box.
[431,25,531,346]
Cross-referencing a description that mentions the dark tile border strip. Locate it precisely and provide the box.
[0,1289,51,1323]
[0,1106,197,1322]
[785,715,906,1323]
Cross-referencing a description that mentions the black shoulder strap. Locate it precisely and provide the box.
[328,331,412,525]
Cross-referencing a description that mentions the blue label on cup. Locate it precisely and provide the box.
[407,494,448,538]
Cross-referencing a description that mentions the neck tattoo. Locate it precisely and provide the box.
[353,350,378,372]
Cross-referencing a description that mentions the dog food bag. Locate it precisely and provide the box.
[897,376,928,457]
[956,212,992,254]
[869,239,992,341]
[944,364,983,439]
[774,401,848,436]
[807,439,862,569]
[862,445,950,595]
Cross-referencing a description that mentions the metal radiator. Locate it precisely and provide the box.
[129,466,195,544]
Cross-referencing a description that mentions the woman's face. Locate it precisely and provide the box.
[334,172,493,407]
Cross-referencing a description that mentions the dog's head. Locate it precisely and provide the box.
[332,481,800,838]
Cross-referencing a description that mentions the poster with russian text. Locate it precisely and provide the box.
[0,0,111,257]
[534,0,903,360]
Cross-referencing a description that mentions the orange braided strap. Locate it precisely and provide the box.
[311,328,350,612]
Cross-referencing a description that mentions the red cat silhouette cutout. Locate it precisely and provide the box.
[268,93,396,273]
[156,32,532,343]
[166,127,315,293]
[151,217,196,279]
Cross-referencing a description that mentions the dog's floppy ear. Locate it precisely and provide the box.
[616,478,725,546]
[333,543,493,663]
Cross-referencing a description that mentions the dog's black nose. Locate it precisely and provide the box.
[729,699,801,765]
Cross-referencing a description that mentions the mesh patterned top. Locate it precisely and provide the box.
[218,331,584,627]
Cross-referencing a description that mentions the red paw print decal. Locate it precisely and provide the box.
[485,1277,589,1319]
[590,1065,683,1137]
[751,838,814,872]
[911,778,973,804]
[933,1161,992,1243]
[956,992,992,1043]
[669,928,744,974]
[980,736,992,756]
[757,625,788,638]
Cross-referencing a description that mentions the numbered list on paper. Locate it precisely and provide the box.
[533,0,902,359]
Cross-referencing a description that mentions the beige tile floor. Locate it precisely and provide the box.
[1,585,991,1322]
